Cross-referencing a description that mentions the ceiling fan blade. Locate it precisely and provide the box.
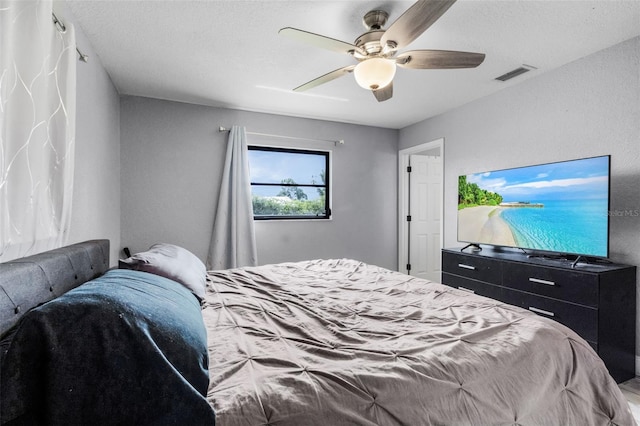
[396,50,485,69]
[381,0,457,51]
[294,65,356,92]
[372,82,393,102]
[279,27,365,56]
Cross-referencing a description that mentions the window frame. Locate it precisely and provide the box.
[248,145,331,221]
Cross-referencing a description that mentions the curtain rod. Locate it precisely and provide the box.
[218,126,344,146]
[52,12,88,63]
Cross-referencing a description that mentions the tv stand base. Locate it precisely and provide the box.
[460,243,482,252]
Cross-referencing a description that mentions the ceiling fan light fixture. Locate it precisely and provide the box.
[354,58,396,90]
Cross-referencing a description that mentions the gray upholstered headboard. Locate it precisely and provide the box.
[0,240,110,337]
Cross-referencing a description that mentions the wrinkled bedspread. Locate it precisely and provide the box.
[1,269,216,425]
[203,259,634,425]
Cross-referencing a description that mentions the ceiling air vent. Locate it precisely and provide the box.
[495,64,537,82]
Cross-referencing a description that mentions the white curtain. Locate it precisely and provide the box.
[207,125,258,270]
[0,0,77,261]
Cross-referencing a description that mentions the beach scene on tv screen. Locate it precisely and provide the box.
[457,156,609,257]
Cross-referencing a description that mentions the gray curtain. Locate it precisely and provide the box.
[207,126,257,270]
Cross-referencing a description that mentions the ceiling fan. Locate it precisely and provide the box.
[279,0,485,102]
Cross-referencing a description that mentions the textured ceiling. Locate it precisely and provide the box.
[64,0,640,129]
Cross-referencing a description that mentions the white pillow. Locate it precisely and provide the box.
[119,243,206,301]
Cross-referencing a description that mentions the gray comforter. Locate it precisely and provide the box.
[203,258,634,425]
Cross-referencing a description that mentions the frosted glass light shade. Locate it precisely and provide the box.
[354,58,396,90]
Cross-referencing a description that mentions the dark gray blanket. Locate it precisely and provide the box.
[1,269,216,425]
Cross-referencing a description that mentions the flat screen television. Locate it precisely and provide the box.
[457,155,610,258]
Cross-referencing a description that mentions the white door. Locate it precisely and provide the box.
[408,155,442,282]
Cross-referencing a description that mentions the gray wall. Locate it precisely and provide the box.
[57,3,122,265]
[400,36,640,366]
[119,97,398,269]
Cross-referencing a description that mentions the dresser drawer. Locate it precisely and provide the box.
[503,263,598,307]
[442,251,502,284]
[500,287,598,342]
[441,273,503,300]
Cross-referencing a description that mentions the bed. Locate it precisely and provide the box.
[0,240,635,425]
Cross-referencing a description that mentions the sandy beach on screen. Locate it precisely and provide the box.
[458,206,517,246]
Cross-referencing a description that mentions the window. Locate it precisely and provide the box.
[248,146,330,220]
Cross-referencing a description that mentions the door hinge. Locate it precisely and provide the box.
[407,264,411,271]
[407,215,412,222]
[407,166,412,173]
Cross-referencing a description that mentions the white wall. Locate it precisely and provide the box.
[57,3,121,265]
[119,97,398,269]
[399,36,640,364]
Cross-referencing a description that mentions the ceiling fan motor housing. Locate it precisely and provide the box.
[354,30,387,57]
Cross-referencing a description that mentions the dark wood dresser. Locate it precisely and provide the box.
[441,247,636,383]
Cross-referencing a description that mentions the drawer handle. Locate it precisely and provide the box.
[529,277,556,286]
[458,263,476,270]
[458,287,475,294]
[529,306,555,317]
